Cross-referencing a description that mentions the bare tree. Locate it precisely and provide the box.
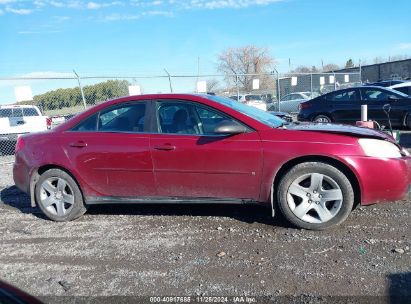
[373,56,384,64]
[291,65,320,73]
[217,45,275,92]
[322,63,340,72]
[389,54,410,62]
[206,78,220,92]
[292,65,312,73]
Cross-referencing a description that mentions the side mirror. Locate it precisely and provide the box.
[213,120,248,135]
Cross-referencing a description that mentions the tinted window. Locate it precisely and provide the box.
[394,87,411,96]
[195,106,238,135]
[23,108,39,116]
[0,108,23,117]
[99,103,146,132]
[327,90,358,102]
[0,109,12,118]
[71,114,98,132]
[156,101,244,135]
[72,103,146,133]
[361,89,399,102]
[157,102,199,135]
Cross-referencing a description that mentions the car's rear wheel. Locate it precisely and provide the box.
[277,162,354,230]
[35,169,87,221]
[313,114,332,123]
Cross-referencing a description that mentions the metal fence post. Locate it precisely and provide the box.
[73,70,87,110]
[236,74,240,101]
[164,69,173,93]
[310,73,313,97]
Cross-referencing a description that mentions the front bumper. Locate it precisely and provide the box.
[341,155,411,205]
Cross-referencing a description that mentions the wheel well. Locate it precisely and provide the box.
[273,156,361,208]
[35,165,84,201]
[403,112,410,127]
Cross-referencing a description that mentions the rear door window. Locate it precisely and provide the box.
[327,89,359,102]
[71,102,146,133]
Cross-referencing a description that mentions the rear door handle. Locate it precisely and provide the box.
[69,141,87,148]
[153,144,176,151]
[17,120,25,125]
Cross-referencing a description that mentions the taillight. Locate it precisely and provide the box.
[299,102,312,110]
[46,117,52,129]
[15,136,25,153]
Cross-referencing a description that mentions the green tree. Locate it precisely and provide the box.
[32,79,130,111]
[345,59,354,68]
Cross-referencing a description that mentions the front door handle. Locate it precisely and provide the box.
[17,120,25,125]
[153,144,176,151]
[69,141,87,148]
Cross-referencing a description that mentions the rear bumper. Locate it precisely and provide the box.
[341,155,411,205]
[13,153,31,194]
[297,113,310,121]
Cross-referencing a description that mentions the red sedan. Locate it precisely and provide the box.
[13,94,411,230]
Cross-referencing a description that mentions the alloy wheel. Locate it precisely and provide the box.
[39,177,75,217]
[286,173,343,224]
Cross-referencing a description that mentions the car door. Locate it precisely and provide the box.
[149,99,263,200]
[326,88,360,123]
[62,101,156,198]
[360,88,405,126]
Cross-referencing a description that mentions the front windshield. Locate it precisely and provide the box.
[205,95,285,128]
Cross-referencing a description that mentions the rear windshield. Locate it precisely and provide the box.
[23,108,39,116]
[0,107,39,117]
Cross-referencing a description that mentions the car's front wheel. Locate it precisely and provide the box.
[277,162,354,230]
[35,169,87,221]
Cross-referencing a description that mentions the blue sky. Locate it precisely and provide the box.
[1,0,411,102]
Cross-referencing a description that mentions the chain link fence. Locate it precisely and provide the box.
[0,70,361,159]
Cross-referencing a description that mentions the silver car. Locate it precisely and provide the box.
[277,92,318,113]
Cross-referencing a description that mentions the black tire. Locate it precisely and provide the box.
[35,169,87,221]
[277,162,354,230]
[405,113,411,129]
[312,114,332,123]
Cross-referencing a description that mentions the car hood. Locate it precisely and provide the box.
[286,122,396,143]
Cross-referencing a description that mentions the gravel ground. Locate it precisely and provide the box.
[0,155,410,303]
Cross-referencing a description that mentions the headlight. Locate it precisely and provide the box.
[358,138,402,158]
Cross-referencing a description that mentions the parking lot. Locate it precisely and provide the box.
[0,155,410,303]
